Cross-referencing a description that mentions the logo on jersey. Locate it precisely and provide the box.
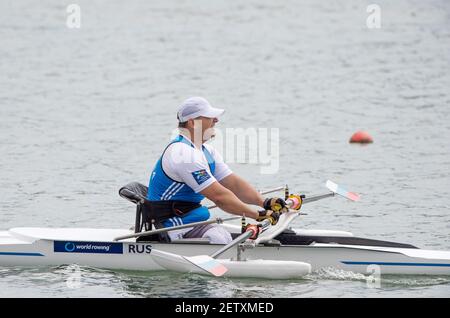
[191,169,211,185]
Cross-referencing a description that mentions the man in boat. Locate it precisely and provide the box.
[146,97,289,244]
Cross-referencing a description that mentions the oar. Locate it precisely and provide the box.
[113,216,241,241]
[297,181,359,204]
[253,180,360,244]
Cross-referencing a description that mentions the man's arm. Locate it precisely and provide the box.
[200,181,259,219]
[219,173,265,208]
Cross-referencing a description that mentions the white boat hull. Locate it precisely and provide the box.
[1,227,450,276]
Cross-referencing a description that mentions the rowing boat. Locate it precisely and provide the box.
[1,181,449,278]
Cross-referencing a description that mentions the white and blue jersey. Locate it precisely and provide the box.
[147,134,232,230]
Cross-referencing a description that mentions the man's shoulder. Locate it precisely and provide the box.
[165,140,196,154]
[163,141,202,165]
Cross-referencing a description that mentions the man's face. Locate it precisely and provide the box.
[192,116,218,142]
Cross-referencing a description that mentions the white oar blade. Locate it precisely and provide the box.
[183,255,228,277]
[326,180,360,201]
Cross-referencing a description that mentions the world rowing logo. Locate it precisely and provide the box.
[64,242,76,252]
[54,241,124,254]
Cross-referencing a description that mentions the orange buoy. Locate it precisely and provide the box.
[349,131,373,144]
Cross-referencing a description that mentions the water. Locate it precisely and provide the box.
[1,0,450,297]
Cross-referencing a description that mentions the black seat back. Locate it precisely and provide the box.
[119,182,148,204]
[119,182,169,242]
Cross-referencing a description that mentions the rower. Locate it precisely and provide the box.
[145,97,290,244]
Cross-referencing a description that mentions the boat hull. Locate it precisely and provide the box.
[1,228,450,276]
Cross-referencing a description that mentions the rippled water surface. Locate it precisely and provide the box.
[1,0,450,297]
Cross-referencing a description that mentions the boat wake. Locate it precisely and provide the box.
[380,276,450,287]
[308,267,450,287]
[309,267,368,282]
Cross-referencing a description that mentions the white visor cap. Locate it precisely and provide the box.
[177,97,225,123]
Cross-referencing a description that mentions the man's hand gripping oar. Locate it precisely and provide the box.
[242,194,304,239]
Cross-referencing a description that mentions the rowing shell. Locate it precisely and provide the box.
[1,180,449,278]
[1,226,449,276]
